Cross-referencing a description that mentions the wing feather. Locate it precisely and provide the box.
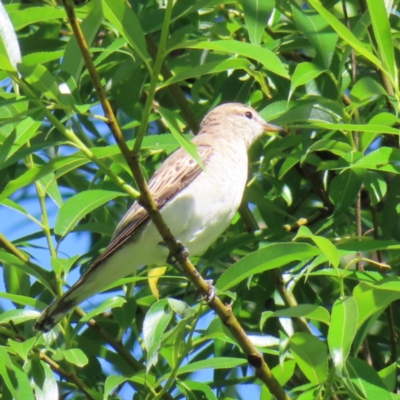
[85,145,213,271]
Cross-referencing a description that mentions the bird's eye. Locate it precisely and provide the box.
[245,111,253,119]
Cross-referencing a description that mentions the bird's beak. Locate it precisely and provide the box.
[263,122,285,133]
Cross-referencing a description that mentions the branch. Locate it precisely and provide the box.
[61,1,289,398]
[73,309,174,400]
[0,326,94,398]
[37,350,95,399]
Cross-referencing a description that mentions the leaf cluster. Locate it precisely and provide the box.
[0,0,399,399]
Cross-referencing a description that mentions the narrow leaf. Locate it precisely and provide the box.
[328,297,358,376]
[176,40,289,78]
[365,0,396,81]
[243,0,274,45]
[290,333,328,384]
[217,243,321,291]
[54,190,127,237]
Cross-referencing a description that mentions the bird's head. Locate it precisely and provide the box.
[199,103,285,148]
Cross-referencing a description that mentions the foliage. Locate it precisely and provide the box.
[0,0,399,398]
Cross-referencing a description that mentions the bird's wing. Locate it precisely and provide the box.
[86,144,214,270]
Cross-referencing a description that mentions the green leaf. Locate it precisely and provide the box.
[289,62,324,99]
[378,363,397,392]
[0,250,54,293]
[294,226,340,268]
[39,171,63,208]
[157,106,204,169]
[361,112,399,150]
[22,51,64,66]
[63,348,89,368]
[271,100,343,125]
[0,134,186,198]
[18,63,59,101]
[0,1,21,69]
[337,238,400,252]
[175,357,246,375]
[177,380,218,400]
[8,337,36,361]
[50,255,80,277]
[290,333,328,384]
[0,161,69,201]
[177,40,289,78]
[307,0,383,73]
[310,268,382,284]
[0,53,16,71]
[353,281,400,328]
[101,0,149,64]
[112,297,137,331]
[329,169,365,215]
[263,361,296,399]
[167,298,194,318]
[311,121,400,135]
[307,138,353,157]
[34,361,59,400]
[364,171,387,206]
[161,58,253,87]
[7,5,67,30]
[79,296,127,323]
[0,291,46,310]
[350,147,400,173]
[292,6,337,68]
[143,299,173,372]
[345,357,393,399]
[243,0,274,45]
[365,0,396,81]
[261,304,330,328]
[350,76,386,106]
[327,297,358,376]
[3,256,30,302]
[103,376,128,400]
[54,190,128,238]
[339,11,370,74]
[0,346,18,398]
[216,243,321,291]
[0,309,39,324]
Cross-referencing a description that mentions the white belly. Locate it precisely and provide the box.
[160,146,248,256]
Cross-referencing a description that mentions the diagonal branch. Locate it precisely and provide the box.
[61,1,289,398]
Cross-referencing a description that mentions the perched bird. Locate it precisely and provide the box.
[34,103,283,332]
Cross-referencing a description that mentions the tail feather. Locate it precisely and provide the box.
[33,297,79,332]
[34,231,154,331]
[34,284,86,332]
[34,267,104,332]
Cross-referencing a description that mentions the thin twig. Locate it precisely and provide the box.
[37,350,95,399]
[342,0,363,271]
[0,325,94,398]
[73,309,173,399]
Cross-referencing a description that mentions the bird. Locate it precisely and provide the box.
[34,103,284,332]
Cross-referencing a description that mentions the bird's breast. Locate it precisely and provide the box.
[160,144,248,256]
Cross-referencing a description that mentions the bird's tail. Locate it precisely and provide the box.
[34,273,98,332]
[34,236,146,331]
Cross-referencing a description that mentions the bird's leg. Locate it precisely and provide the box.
[163,241,216,302]
[197,279,216,304]
[161,240,189,274]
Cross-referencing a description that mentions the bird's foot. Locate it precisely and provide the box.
[196,279,216,304]
[165,241,189,273]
